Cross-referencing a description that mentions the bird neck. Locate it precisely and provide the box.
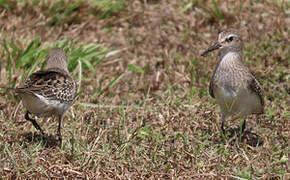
[219,47,242,62]
[45,59,68,73]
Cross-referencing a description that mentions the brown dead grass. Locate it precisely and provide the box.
[0,0,289,179]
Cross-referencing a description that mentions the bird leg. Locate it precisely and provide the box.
[57,115,63,145]
[219,113,227,142]
[25,111,44,135]
[220,113,226,135]
[241,116,246,134]
[236,116,247,143]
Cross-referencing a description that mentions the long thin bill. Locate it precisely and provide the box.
[201,42,221,57]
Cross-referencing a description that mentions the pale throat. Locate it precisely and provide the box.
[219,48,243,66]
[219,46,242,61]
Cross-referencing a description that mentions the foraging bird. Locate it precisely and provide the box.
[201,30,264,135]
[4,48,77,144]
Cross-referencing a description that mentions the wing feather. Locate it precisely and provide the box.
[21,68,76,103]
[249,77,264,108]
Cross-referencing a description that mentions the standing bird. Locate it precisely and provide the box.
[201,30,264,136]
[4,48,77,144]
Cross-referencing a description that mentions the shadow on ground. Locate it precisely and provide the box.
[227,128,264,147]
[212,127,264,147]
[22,132,60,148]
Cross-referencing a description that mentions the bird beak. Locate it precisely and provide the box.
[201,42,221,57]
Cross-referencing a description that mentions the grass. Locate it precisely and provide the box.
[1,37,118,89]
[0,0,131,25]
[0,0,289,179]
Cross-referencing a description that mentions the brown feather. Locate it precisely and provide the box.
[249,77,264,111]
[21,68,77,103]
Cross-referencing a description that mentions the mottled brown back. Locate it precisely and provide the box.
[22,68,77,103]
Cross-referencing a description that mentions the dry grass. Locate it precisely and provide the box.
[0,0,289,179]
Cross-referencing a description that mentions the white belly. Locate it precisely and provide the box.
[19,93,70,117]
[215,86,262,117]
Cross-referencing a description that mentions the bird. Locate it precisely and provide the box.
[3,48,77,144]
[201,29,264,137]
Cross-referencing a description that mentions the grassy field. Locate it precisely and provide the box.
[0,0,289,179]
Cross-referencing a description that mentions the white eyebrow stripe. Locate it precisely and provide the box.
[220,34,239,42]
[227,34,239,38]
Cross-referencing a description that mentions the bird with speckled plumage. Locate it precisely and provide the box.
[201,29,264,136]
[3,48,77,144]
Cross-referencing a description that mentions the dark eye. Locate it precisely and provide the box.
[227,36,234,42]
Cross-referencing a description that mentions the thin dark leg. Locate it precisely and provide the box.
[57,115,63,144]
[25,111,44,135]
[237,117,247,142]
[241,117,246,134]
[221,120,225,135]
[221,114,226,135]
[219,113,227,142]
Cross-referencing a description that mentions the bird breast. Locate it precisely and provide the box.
[213,52,262,116]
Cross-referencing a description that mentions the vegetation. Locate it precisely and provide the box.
[0,0,289,179]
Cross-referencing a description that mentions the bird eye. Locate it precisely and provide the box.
[227,36,234,42]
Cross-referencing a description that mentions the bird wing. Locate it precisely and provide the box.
[209,59,223,98]
[209,75,215,98]
[248,76,265,108]
[20,68,76,103]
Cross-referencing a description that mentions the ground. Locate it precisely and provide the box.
[0,0,289,179]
